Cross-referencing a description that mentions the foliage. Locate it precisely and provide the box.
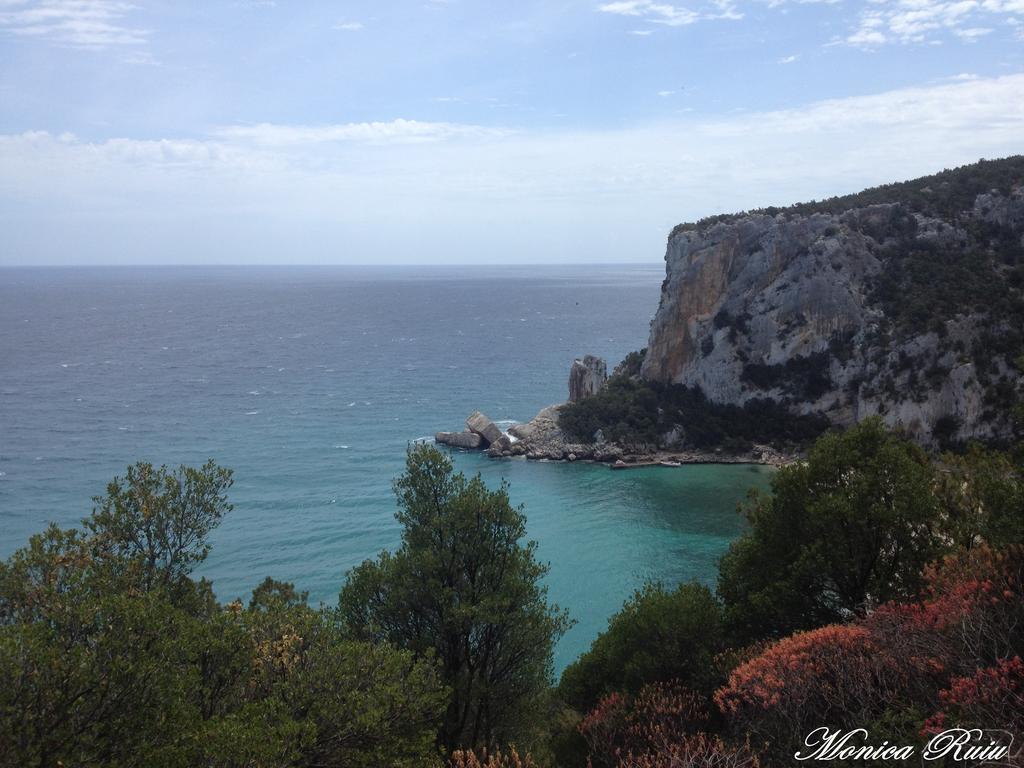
[0,461,447,768]
[718,418,942,641]
[558,373,829,451]
[613,348,647,378]
[339,444,572,752]
[84,460,234,593]
[934,443,1024,548]
[447,747,539,768]
[713,544,1024,759]
[925,656,1024,736]
[579,681,760,768]
[558,583,724,713]
[740,352,833,401]
[714,625,914,751]
[671,155,1024,237]
[579,682,711,767]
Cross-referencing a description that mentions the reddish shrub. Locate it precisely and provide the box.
[579,681,720,768]
[448,746,538,768]
[917,545,1024,665]
[617,733,761,768]
[579,692,631,767]
[714,624,912,749]
[715,546,1024,756]
[924,656,1024,737]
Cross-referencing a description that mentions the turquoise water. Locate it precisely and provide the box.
[0,265,771,670]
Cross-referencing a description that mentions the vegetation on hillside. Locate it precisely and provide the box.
[671,155,1024,237]
[0,461,449,768]
[0,449,567,767]
[340,444,572,752]
[558,366,830,453]
[2,417,1022,766]
[553,419,1024,767]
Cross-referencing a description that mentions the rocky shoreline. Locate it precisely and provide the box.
[436,355,798,468]
[436,403,795,469]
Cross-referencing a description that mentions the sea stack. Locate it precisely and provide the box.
[568,355,608,402]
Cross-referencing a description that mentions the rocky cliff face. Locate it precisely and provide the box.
[642,159,1024,447]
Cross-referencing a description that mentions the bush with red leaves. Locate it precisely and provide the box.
[448,746,538,768]
[578,681,760,768]
[714,545,1024,757]
[923,656,1024,737]
[579,682,710,768]
[615,733,761,768]
[714,624,915,751]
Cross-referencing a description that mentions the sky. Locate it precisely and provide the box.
[0,0,1023,265]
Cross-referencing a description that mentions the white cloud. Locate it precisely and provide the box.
[596,0,737,26]
[657,89,676,96]
[628,28,654,33]
[333,20,364,31]
[214,119,511,146]
[778,53,799,62]
[954,24,993,36]
[844,0,1022,47]
[0,0,148,48]
[3,75,1024,264]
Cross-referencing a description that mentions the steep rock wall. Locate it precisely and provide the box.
[641,184,1024,447]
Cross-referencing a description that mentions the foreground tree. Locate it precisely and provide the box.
[0,462,447,768]
[558,582,724,713]
[718,418,942,640]
[340,444,572,752]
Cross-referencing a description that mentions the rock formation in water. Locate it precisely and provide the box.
[436,411,503,449]
[641,156,1024,447]
[434,430,483,450]
[466,411,503,445]
[568,355,608,402]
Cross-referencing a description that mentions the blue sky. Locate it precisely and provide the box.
[1,0,1023,265]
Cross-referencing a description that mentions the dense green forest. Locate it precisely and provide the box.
[559,355,830,452]
[2,421,1023,766]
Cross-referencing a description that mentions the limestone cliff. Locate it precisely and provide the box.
[641,157,1024,447]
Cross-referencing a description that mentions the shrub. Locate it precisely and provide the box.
[714,625,911,753]
[718,418,942,641]
[579,681,759,768]
[558,374,828,450]
[0,462,448,768]
[558,583,724,713]
[448,747,539,768]
[925,656,1024,736]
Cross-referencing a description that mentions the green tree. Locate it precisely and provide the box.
[557,582,724,713]
[85,460,234,595]
[0,461,447,768]
[339,444,572,752]
[934,443,1024,548]
[717,418,942,641]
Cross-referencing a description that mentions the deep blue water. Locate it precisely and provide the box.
[0,265,770,671]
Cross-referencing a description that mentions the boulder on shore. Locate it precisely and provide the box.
[435,430,483,450]
[466,411,503,446]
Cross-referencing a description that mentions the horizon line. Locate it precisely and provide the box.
[0,261,666,269]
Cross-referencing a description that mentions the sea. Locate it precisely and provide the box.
[0,265,771,672]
